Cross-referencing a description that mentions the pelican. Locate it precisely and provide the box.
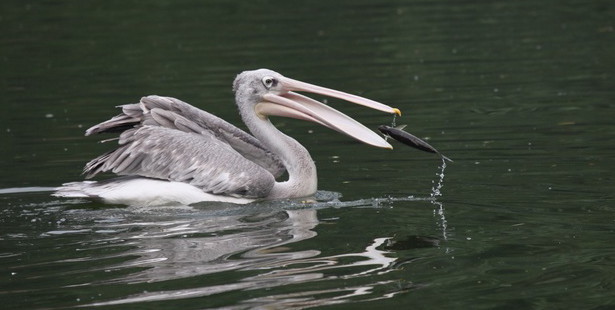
[54,69,401,206]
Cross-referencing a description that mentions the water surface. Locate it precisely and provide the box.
[1,1,614,309]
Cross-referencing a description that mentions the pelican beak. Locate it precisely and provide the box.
[255,76,401,149]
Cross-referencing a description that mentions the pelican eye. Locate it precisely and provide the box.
[262,76,277,89]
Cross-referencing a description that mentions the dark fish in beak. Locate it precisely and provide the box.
[378,125,453,162]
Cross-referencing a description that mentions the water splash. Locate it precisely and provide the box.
[431,200,448,241]
[430,157,447,199]
[429,157,449,241]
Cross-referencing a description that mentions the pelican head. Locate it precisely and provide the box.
[233,69,401,148]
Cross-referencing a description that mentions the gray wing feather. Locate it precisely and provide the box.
[85,126,276,198]
[81,95,288,198]
[86,95,285,178]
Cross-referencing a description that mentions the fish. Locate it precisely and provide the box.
[378,125,453,162]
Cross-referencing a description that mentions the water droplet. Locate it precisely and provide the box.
[430,158,447,198]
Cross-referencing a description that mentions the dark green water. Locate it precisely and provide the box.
[1,1,614,309]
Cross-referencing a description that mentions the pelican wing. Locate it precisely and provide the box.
[86,95,285,178]
[84,125,276,198]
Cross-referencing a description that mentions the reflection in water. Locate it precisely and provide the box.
[110,209,321,284]
[1,189,447,308]
[77,202,408,308]
[432,200,449,242]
